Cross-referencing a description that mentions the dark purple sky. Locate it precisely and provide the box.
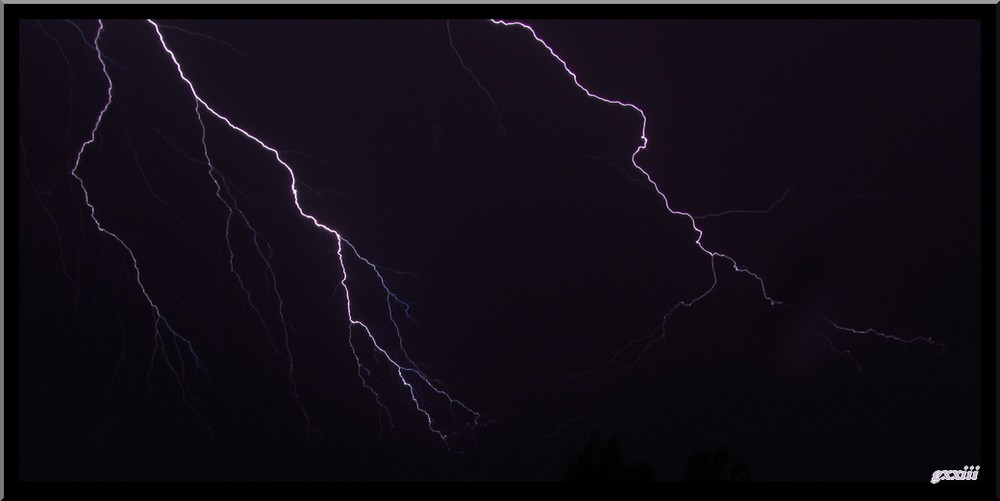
[17,15,985,484]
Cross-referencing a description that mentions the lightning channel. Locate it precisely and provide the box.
[485,19,940,386]
[147,19,482,444]
[69,20,208,426]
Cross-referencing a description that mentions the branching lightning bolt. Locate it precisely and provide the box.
[483,19,941,386]
[144,19,481,444]
[69,21,208,426]
[57,18,484,445]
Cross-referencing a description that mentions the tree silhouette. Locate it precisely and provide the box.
[563,433,656,482]
[681,446,751,482]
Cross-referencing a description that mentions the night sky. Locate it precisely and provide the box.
[17,16,983,483]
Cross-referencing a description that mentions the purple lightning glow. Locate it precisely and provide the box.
[485,19,941,379]
[145,19,482,443]
[486,20,779,306]
[65,19,483,445]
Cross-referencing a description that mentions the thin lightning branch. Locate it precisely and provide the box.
[147,19,482,444]
[155,22,250,58]
[446,20,510,146]
[69,21,207,426]
[122,111,269,216]
[814,329,864,375]
[65,20,136,77]
[342,240,416,322]
[295,179,455,269]
[36,21,76,123]
[117,113,195,242]
[825,318,943,347]
[31,22,92,306]
[185,73,303,375]
[223,192,289,356]
[694,181,803,220]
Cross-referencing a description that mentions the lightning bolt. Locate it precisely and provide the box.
[482,20,941,386]
[56,18,485,446]
[144,19,482,444]
[69,20,208,426]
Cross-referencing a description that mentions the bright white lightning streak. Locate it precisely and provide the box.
[155,22,250,58]
[447,19,531,205]
[69,20,207,420]
[147,19,481,443]
[487,19,779,341]
[692,180,883,220]
[486,20,940,377]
